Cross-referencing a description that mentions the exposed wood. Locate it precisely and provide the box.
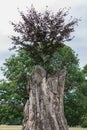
[22,66,68,130]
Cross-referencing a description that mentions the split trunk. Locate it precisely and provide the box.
[22,66,68,130]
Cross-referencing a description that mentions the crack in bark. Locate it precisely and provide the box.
[22,66,68,130]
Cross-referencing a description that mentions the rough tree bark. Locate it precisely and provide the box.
[22,66,68,130]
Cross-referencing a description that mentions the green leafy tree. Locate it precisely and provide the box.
[0,46,80,124]
[48,46,80,91]
[78,65,87,127]
[1,50,35,110]
[0,50,35,124]
[64,66,87,127]
[0,81,23,124]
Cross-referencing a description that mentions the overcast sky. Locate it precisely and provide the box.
[0,0,87,79]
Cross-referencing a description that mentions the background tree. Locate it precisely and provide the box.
[64,65,87,127]
[0,80,23,124]
[0,50,35,112]
[0,46,82,125]
[78,65,87,127]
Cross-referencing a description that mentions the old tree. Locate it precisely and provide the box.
[11,6,78,130]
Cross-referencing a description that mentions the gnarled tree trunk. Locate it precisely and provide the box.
[22,66,68,130]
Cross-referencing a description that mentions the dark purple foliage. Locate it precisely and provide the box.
[11,6,78,66]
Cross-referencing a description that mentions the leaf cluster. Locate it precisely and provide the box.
[11,6,78,67]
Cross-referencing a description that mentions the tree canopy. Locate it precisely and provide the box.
[11,6,78,71]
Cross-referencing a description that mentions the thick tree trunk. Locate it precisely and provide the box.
[22,66,68,130]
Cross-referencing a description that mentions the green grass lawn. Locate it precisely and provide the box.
[0,125,87,130]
